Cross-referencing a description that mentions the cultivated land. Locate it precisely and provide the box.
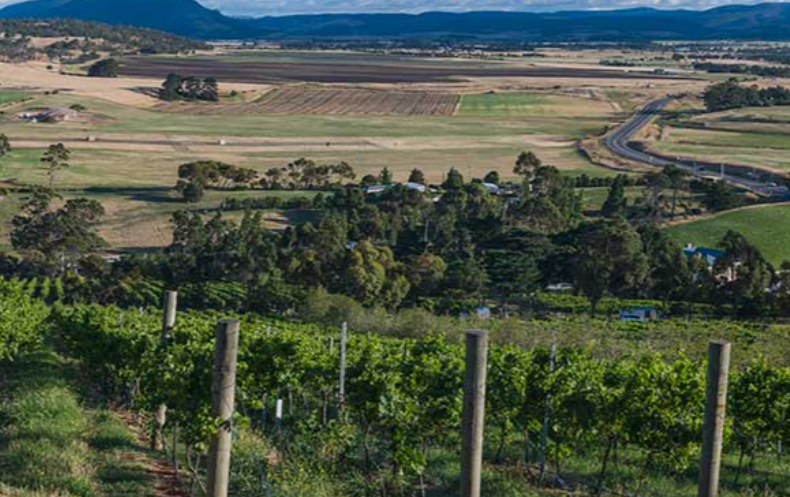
[0,47,752,252]
[119,51,688,84]
[666,203,790,266]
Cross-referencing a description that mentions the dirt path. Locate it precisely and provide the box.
[117,411,190,497]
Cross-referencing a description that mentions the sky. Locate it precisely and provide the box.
[0,0,786,16]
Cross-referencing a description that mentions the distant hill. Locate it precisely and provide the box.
[0,0,254,39]
[245,4,790,41]
[2,0,790,41]
[0,19,209,61]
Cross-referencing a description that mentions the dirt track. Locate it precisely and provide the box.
[120,56,687,85]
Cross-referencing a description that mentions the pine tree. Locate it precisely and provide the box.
[601,175,627,217]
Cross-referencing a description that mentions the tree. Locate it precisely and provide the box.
[87,58,119,78]
[12,190,106,266]
[701,180,742,212]
[483,229,553,310]
[514,165,582,234]
[160,74,219,102]
[408,168,426,185]
[775,261,790,317]
[443,255,488,302]
[514,151,542,180]
[715,230,772,315]
[639,225,691,301]
[601,174,627,218]
[483,171,500,185]
[379,167,393,185]
[41,143,70,190]
[176,179,205,203]
[361,174,378,187]
[160,73,182,101]
[0,133,10,157]
[662,164,690,220]
[573,219,649,316]
[442,168,464,191]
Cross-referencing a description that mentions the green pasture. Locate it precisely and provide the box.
[666,204,790,266]
[0,90,30,107]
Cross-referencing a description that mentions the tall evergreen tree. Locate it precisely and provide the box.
[601,174,627,217]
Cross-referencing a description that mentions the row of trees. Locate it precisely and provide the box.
[703,78,790,112]
[175,159,358,202]
[160,73,219,102]
[87,58,119,78]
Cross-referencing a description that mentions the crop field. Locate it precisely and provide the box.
[255,87,460,116]
[666,203,790,266]
[165,87,461,116]
[119,52,682,84]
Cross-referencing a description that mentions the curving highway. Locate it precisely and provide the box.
[602,97,790,199]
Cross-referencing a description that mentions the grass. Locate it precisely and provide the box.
[652,106,790,172]
[459,93,551,117]
[0,90,30,107]
[458,92,610,118]
[579,186,646,211]
[666,203,790,266]
[0,93,615,186]
[0,349,159,497]
[2,93,609,140]
[55,188,318,251]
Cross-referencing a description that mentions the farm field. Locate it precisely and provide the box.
[458,92,611,117]
[665,203,790,266]
[0,90,31,106]
[0,91,616,189]
[241,87,459,116]
[0,186,318,252]
[650,106,790,173]
[0,49,712,252]
[119,51,683,84]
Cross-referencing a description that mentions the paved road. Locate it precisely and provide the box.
[603,97,790,199]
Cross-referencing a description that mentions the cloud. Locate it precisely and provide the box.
[0,0,786,16]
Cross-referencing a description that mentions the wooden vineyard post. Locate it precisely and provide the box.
[539,344,557,485]
[697,340,731,497]
[207,319,240,497]
[461,330,489,497]
[152,290,177,451]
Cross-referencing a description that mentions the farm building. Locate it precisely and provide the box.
[683,244,724,267]
[364,182,428,195]
[620,307,659,322]
[18,107,79,124]
[684,244,739,282]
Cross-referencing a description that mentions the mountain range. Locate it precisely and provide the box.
[2,0,790,41]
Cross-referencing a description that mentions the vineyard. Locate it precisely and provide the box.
[1,279,790,496]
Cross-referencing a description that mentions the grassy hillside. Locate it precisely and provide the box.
[666,203,790,266]
[0,349,163,496]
